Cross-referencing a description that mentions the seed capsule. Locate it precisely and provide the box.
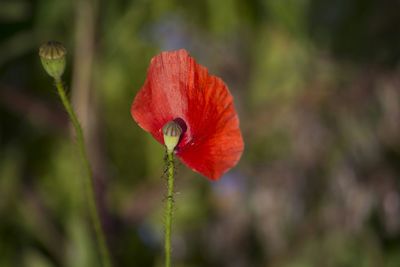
[163,121,182,153]
[39,41,66,80]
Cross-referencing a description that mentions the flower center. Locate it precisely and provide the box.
[163,120,183,153]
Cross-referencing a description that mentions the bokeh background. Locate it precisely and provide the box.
[1,0,400,266]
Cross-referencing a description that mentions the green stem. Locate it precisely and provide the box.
[165,152,175,267]
[55,79,112,267]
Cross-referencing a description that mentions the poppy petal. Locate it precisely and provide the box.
[131,49,244,180]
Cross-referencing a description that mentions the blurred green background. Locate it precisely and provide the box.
[1,0,400,266]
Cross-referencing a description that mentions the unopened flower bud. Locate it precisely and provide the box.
[163,121,182,153]
[39,41,66,80]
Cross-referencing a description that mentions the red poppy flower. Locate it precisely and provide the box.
[131,49,244,180]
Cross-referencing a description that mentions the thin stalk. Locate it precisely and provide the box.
[55,79,112,267]
[165,152,175,267]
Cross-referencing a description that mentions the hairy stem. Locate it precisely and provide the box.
[165,152,175,267]
[55,79,112,267]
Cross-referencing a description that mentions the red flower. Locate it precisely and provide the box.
[131,49,244,180]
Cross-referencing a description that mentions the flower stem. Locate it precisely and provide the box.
[55,79,112,267]
[165,151,175,267]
